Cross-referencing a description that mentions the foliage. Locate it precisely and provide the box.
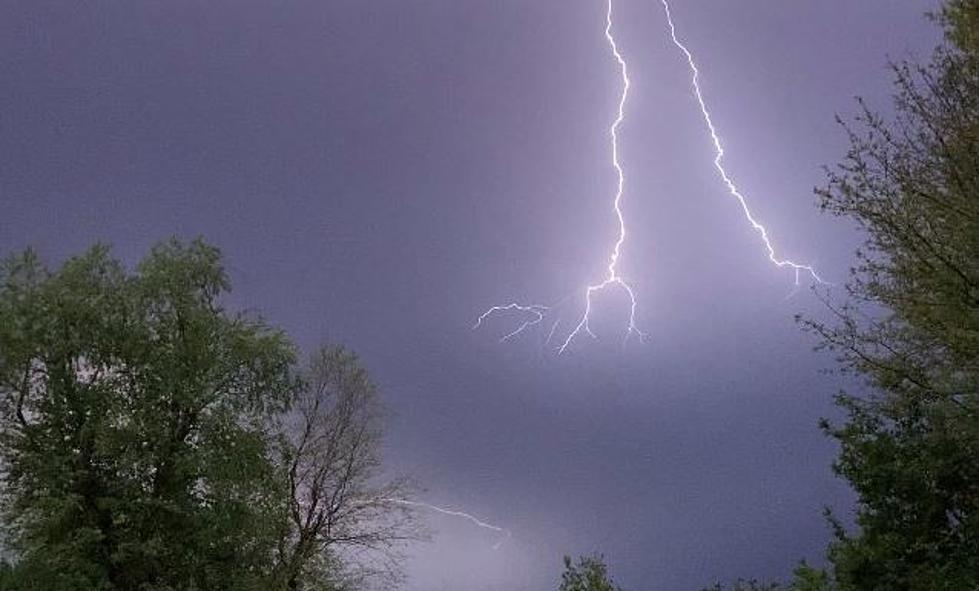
[0,239,295,589]
[785,563,834,591]
[559,555,621,591]
[941,0,979,56]
[803,1,979,588]
[0,240,416,590]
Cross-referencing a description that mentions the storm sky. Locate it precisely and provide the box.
[0,1,941,589]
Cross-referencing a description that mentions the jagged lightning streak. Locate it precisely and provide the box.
[476,0,644,352]
[557,0,644,354]
[659,0,824,286]
[384,499,511,549]
[473,303,548,343]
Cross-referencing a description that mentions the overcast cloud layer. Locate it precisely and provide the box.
[0,1,941,589]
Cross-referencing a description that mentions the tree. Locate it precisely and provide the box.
[804,0,979,587]
[0,240,417,590]
[272,346,419,591]
[785,564,834,591]
[942,0,979,56]
[559,555,621,591]
[0,239,297,589]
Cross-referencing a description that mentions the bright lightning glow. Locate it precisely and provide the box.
[660,0,824,286]
[476,0,644,353]
[384,498,511,549]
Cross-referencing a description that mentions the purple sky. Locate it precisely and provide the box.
[0,1,941,589]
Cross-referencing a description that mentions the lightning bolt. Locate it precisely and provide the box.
[475,1,825,350]
[557,0,645,354]
[659,0,824,286]
[384,499,511,549]
[476,0,644,353]
[473,303,548,343]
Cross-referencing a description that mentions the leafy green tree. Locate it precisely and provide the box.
[559,555,621,591]
[785,563,834,591]
[0,240,296,589]
[804,0,979,587]
[0,239,417,590]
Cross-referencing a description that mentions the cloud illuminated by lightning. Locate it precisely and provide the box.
[659,0,824,286]
[384,498,511,549]
[476,0,644,353]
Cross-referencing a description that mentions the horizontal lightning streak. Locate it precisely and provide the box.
[660,0,824,286]
[473,303,548,342]
[384,498,511,549]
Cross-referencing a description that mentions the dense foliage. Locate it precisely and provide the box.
[0,240,415,591]
[806,1,979,588]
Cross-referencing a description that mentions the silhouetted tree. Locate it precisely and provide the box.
[804,0,979,587]
[272,346,420,591]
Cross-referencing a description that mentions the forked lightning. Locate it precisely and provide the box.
[477,0,644,353]
[475,0,824,350]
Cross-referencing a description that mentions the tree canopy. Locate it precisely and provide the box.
[559,555,622,591]
[806,0,979,587]
[0,239,416,591]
